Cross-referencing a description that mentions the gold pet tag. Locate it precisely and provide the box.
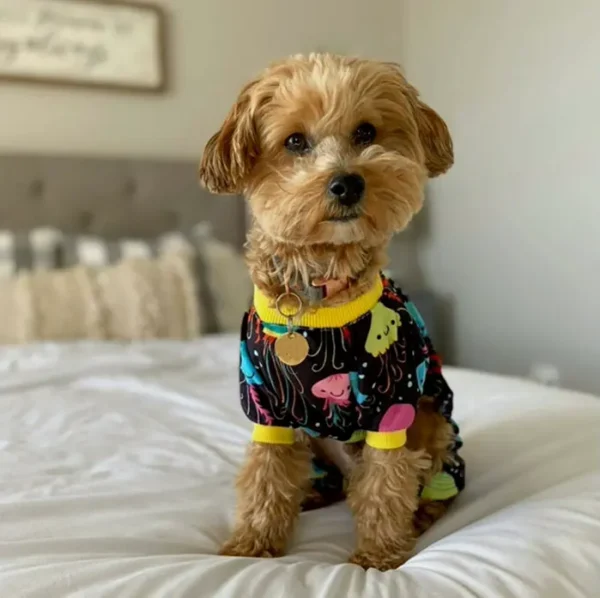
[274,290,308,366]
[274,332,309,366]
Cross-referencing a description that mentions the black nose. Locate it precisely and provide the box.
[328,173,365,206]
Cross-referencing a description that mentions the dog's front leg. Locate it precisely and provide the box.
[347,445,430,570]
[220,440,311,558]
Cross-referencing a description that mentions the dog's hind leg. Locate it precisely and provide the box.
[413,498,454,535]
[407,397,461,535]
[406,396,454,477]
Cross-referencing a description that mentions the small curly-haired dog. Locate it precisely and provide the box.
[199,53,464,571]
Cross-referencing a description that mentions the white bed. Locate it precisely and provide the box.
[0,335,598,598]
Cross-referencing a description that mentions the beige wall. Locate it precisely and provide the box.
[402,0,600,393]
[0,0,402,159]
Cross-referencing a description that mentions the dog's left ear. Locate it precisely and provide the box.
[199,79,260,194]
[411,93,454,178]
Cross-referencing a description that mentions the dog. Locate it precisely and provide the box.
[199,53,464,571]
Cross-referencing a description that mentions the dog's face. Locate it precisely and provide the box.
[200,54,453,247]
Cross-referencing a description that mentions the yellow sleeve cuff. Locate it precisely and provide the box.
[365,430,407,450]
[252,424,295,445]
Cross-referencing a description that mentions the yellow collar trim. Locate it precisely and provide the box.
[253,277,384,328]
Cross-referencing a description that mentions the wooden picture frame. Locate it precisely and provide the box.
[0,0,167,94]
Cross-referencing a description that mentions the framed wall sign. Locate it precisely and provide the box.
[0,0,167,93]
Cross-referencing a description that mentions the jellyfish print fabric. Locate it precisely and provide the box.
[239,276,465,497]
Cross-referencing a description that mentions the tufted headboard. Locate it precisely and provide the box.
[0,153,246,248]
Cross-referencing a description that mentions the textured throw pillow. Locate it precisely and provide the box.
[191,224,252,333]
[0,252,199,344]
[60,227,252,334]
[0,228,63,279]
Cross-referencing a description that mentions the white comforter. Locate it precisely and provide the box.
[0,336,598,598]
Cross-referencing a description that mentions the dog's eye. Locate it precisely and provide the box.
[284,132,309,154]
[353,122,376,146]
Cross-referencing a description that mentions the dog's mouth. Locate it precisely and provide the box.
[327,214,359,223]
[313,208,367,243]
[326,208,362,223]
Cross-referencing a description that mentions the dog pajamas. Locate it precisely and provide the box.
[239,275,465,501]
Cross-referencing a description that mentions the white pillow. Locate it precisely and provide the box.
[0,227,63,279]
[191,224,252,333]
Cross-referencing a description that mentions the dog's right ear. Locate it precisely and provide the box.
[412,97,454,178]
[199,80,260,195]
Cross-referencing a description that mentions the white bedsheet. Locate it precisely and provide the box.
[0,336,598,598]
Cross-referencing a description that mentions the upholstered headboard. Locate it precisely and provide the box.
[0,153,245,248]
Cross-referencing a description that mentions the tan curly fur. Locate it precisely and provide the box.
[200,53,454,570]
[220,441,312,558]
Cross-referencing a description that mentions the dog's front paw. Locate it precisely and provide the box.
[220,531,284,559]
[349,549,411,571]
